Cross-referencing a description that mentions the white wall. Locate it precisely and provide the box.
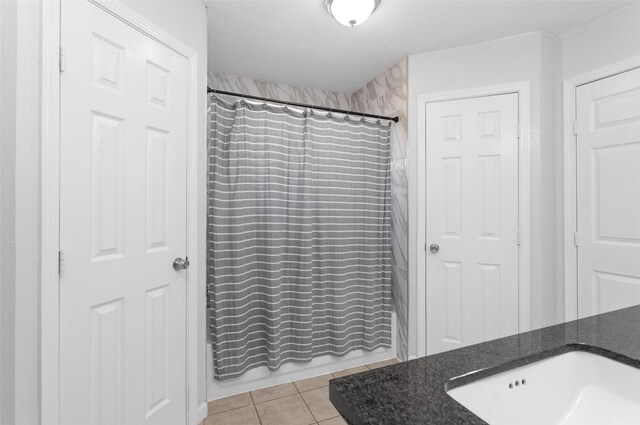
[0,1,207,423]
[0,2,17,423]
[1,2,42,423]
[0,0,3,415]
[407,31,561,356]
[539,33,562,325]
[559,1,640,80]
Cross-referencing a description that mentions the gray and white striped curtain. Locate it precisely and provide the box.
[208,95,392,380]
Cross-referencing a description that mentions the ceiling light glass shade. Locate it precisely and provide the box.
[325,0,380,27]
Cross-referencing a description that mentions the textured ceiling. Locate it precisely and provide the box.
[206,0,634,92]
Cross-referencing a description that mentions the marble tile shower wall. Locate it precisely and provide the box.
[208,64,409,361]
[351,58,409,361]
[207,72,351,109]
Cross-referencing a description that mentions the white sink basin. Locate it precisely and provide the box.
[447,349,640,425]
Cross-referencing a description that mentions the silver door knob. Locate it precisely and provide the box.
[429,244,440,253]
[173,257,190,270]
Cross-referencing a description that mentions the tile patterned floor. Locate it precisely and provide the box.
[202,358,400,425]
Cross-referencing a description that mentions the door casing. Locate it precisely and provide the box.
[562,57,640,323]
[40,1,205,424]
[414,82,532,358]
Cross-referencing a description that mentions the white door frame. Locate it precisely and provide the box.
[414,82,531,357]
[562,57,640,323]
[40,1,204,424]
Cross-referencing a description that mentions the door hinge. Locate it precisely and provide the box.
[59,46,66,72]
[572,121,578,136]
[516,124,522,139]
[58,250,63,277]
[574,232,579,247]
[516,232,521,246]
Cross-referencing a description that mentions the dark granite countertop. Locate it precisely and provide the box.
[329,305,640,425]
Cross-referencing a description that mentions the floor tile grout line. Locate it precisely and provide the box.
[249,388,264,425]
[207,393,255,417]
[300,385,342,423]
[252,402,264,425]
[252,389,300,406]
[299,389,320,424]
[205,402,262,424]
[299,385,329,396]
[255,391,315,425]
[254,392,297,405]
[207,403,254,417]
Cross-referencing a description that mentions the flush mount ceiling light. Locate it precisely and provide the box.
[325,0,381,27]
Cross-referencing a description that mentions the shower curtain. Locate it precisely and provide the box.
[208,95,392,380]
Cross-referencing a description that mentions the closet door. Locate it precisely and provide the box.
[425,93,520,355]
[576,67,640,319]
[59,2,188,424]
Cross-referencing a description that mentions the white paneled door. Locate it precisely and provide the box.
[59,2,188,424]
[425,94,520,355]
[576,68,640,319]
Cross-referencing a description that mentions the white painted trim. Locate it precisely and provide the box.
[40,1,61,423]
[562,81,578,323]
[40,2,205,424]
[413,82,532,357]
[562,56,640,323]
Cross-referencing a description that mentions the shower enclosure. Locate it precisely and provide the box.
[207,94,394,380]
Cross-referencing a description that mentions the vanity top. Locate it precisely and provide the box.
[329,305,640,425]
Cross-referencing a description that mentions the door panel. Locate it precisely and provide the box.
[426,94,519,355]
[577,67,640,319]
[60,2,188,424]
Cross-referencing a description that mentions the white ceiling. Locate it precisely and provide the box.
[206,0,633,93]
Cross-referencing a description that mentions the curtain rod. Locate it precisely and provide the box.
[207,87,399,123]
